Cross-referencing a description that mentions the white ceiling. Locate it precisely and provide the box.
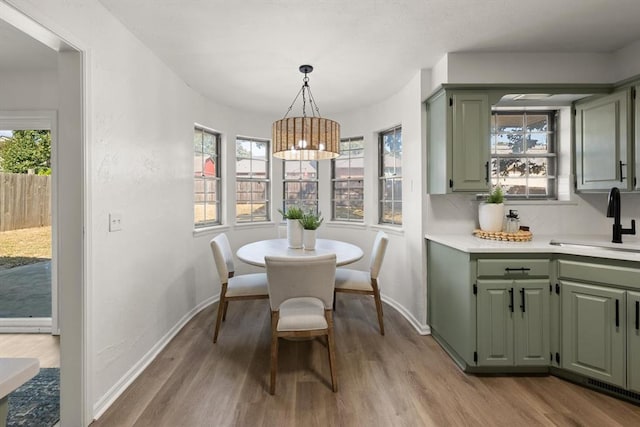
[3,0,640,115]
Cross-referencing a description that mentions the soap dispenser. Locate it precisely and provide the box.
[505,209,520,233]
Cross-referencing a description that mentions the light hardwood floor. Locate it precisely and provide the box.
[92,296,640,426]
[0,333,60,368]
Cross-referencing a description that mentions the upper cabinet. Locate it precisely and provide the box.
[574,88,634,191]
[427,89,491,194]
[636,84,640,191]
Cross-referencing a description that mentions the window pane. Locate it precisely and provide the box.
[236,139,251,159]
[236,138,270,223]
[284,160,318,179]
[203,132,216,155]
[528,158,549,177]
[194,130,203,154]
[528,177,554,197]
[496,115,523,133]
[526,114,548,132]
[525,133,548,154]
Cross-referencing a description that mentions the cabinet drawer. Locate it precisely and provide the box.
[477,259,549,277]
[558,259,640,288]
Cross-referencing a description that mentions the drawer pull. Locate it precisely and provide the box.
[485,161,489,184]
[508,288,514,313]
[615,299,620,328]
[520,288,526,313]
[505,267,531,273]
[636,301,639,330]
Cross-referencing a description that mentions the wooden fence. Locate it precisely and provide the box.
[0,172,51,232]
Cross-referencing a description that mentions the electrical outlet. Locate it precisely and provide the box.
[109,212,123,232]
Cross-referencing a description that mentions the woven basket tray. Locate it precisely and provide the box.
[473,229,533,242]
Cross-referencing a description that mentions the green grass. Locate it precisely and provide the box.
[0,226,51,270]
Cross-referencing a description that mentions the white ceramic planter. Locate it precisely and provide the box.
[303,229,317,250]
[286,219,303,248]
[478,202,504,232]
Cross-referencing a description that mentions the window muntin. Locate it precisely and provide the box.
[236,137,270,223]
[194,126,221,227]
[283,160,318,214]
[332,137,364,222]
[491,111,556,199]
[379,126,402,225]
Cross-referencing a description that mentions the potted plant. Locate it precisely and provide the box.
[299,211,324,250]
[478,186,505,232]
[278,206,304,248]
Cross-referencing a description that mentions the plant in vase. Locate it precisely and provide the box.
[478,186,505,232]
[278,206,304,248]
[299,212,324,250]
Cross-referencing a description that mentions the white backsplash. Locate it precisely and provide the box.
[426,192,640,237]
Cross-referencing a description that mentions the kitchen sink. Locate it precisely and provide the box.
[549,238,640,253]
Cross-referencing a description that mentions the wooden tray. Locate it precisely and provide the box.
[473,229,533,242]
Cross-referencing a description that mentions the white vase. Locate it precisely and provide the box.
[478,202,504,232]
[303,229,317,250]
[287,219,303,248]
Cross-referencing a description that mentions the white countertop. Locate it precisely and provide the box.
[0,358,39,399]
[425,233,640,262]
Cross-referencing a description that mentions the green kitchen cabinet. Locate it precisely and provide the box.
[574,88,633,191]
[561,281,626,388]
[635,84,640,191]
[477,279,549,367]
[628,291,640,393]
[427,90,491,193]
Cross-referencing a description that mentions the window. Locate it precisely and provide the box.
[194,126,221,227]
[236,137,270,223]
[283,160,318,214]
[491,111,556,199]
[379,126,402,225]
[332,137,364,222]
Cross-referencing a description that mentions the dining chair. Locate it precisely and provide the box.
[265,253,338,394]
[334,231,389,335]
[210,233,269,343]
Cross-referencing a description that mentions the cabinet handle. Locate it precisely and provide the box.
[505,267,531,273]
[485,161,489,184]
[508,288,514,313]
[635,301,639,330]
[619,160,626,182]
[615,299,620,327]
[520,288,526,312]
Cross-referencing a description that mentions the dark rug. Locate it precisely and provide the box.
[7,368,59,427]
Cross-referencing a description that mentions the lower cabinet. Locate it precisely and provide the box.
[561,280,626,387]
[477,279,549,367]
[628,291,640,393]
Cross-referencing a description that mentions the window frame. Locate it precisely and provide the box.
[490,110,557,200]
[331,136,365,222]
[378,125,402,226]
[235,136,270,223]
[194,125,221,228]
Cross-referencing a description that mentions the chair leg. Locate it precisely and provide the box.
[222,301,229,321]
[213,283,228,343]
[325,309,338,392]
[332,290,336,311]
[372,280,385,336]
[270,311,279,395]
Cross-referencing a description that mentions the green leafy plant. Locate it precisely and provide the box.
[486,186,504,204]
[298,212,324,230]
[277,205,304,220]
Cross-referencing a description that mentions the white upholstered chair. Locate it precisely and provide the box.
[210,233,268,343]
[265,253,338,394]
[334,231,389,335]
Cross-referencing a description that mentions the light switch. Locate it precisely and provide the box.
[109,212,123,232]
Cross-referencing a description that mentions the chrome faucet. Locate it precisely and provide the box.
[606,187,636,243]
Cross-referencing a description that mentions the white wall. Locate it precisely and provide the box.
[0,69,58,108]
[331,71,427,330]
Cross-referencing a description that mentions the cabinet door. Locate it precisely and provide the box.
[451,92,490,192]
[561,281,626,387]
[477,280,513,366]
[575,89,632,191]
[514,280,549,366]
[628,291,640,393]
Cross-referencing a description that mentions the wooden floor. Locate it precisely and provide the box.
[0,333,60,368]
[92,296,640,426]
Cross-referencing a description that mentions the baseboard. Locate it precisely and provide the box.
[0,317,52,333]
[92,296,217,420]
[381,294,431,335]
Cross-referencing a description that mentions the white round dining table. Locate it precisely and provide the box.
[236,238,364,267]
